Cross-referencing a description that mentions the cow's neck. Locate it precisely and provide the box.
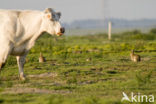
[27,32,42,50]
[26,20,43,50]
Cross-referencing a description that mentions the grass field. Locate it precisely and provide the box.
[0,30,156,104]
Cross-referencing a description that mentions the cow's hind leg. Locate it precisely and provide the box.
[16,54,27,81]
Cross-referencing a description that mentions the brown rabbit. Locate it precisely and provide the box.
[39,52,46,63]
[130,50,141,62]
[86,58,92,62]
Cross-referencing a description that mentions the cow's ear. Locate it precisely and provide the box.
[57,12,61,18]
[44,8,53,19]
[44,8,53,14]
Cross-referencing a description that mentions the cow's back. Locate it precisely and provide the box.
[0,10,20,41]
[0,10,20,24]
[0,9,41,29]
[0,10,41,41]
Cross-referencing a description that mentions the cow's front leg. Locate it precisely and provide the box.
[0,44,12,70]
[16,55,27,80]
[0,63,6,70]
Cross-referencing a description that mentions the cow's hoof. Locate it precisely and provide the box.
[19,74,26,81]
[20,76,26,81]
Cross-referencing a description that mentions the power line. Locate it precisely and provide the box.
[102,0,110,20]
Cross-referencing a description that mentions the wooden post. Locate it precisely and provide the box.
[108,21,112,40]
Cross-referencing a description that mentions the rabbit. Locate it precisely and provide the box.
[130,50,141,62]
[39,52,46,63]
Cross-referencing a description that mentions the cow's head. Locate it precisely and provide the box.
[41,8,65,36]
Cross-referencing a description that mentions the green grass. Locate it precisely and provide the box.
[0,31,156,104]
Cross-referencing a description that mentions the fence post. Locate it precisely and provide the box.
[108,21,112,40]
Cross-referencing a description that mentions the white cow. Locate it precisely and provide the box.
[0,8,65,80]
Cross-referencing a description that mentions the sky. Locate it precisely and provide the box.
[0,0,156,23]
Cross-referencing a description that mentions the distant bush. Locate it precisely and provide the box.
[121,29,141,35]
[131,34,155,40]
[132,29,141,34]
[150,28,156,34]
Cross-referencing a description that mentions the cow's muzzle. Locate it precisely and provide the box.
[60,27,65,34]
[57,27,65,36]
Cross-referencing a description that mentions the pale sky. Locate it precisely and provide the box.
[0,0,156,23]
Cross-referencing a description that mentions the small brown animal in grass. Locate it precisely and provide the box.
[130,50,141,62]
[86,58,92,62]
[39,52,46,63]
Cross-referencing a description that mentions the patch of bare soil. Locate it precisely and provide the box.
[28,72,58,78]
[141,57,153,61]
[2,87,71,94]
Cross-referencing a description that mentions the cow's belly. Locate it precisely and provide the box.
[10,45,28,56]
